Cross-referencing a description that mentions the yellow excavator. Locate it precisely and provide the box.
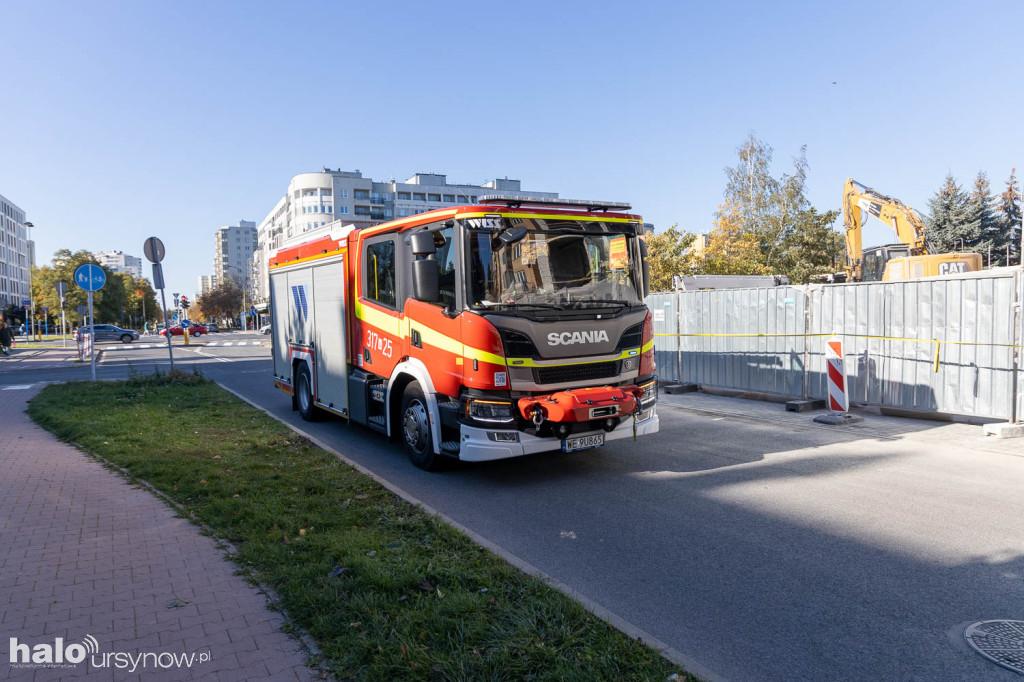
[842,178,982,282]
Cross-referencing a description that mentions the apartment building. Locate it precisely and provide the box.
[214,220,258,292]
[251,169,559,308]
[93,250,143,279]
[0,192,32,310]
[198,274,216,296]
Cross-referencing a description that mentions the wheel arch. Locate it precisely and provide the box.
[387,359,441,455]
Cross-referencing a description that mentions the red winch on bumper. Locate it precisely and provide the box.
[517,385,644,424]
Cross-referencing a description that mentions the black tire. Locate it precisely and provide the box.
[296,364,322,422]
[120,334,133,344]
[400,382,447,471]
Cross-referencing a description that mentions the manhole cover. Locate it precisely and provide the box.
[965,620,1024,674]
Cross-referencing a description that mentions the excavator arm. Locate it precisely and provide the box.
[843,178,929,280]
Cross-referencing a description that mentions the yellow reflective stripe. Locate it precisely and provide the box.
[269,249,346,270]
[355,303,506,366]
[457,211,638,224]
[641,339,654,354]
[359,209,460,238]
[505,348,641,368]
[354,300,401,336]
[463,345,506,366]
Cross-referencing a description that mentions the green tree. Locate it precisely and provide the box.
[926,174,980,253]
[967,171,999,262]
[721,134,811,268]
[644,224,697,292]
[778,208,844,283]
[196,279,243,323]
[702,201,769,276]
[995,168,1021,266]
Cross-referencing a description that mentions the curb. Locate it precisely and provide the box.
[216,380,724,682]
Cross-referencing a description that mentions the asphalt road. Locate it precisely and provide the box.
[7,337,1023,681]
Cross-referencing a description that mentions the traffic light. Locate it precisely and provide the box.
[180,295,191,310]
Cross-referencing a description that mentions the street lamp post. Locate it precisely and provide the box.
[24,221,35,341]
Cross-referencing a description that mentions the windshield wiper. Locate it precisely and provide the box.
[566,299,636,308]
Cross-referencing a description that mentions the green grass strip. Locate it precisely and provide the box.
[28,372,692,681]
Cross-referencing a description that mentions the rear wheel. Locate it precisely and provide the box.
[296,364,322,421]
[400,383,447,471]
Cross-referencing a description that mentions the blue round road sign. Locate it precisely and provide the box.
[74,264,106,292]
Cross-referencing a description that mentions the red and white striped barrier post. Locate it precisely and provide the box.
[815,335,863,425]
[825,335,848,414]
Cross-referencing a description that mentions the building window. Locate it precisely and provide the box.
[354,206,371,216]
[354,189,369,199]
[338,206,349,214]
[303,188,317,197]
[339,189,349,198]
[327,205,332,213]
[397,192,411,200]
[365,240,396,308]
[443,194,455,202]
[413,193,426,201]
[428,194,441,202]
[321,188,332,196]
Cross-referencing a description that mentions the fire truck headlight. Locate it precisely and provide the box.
[638,379,658,409]
[465,399,515,423]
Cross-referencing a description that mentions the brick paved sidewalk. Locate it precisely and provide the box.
[0,384,318,681]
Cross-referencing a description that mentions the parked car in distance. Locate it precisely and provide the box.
[73,324,140,344]
[259,324,271,335]
[159,324,208,338]
[204,323,221,333]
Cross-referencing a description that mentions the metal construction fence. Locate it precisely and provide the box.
[646,269,1024,421]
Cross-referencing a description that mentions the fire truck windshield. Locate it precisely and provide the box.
[466,218,642,310]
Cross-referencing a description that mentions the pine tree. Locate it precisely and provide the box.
[967,171,999,263]
[995,169,1022,266]
[925,174,980,254]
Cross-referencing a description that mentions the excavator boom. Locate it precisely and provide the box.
[842,178,980,282]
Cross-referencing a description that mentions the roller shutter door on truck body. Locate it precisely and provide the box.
[311,259,348,413]
[270,270,291,379]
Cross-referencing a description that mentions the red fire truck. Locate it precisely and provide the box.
[268,196,659,470]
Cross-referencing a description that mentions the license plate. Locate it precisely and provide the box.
[561,433,605,453]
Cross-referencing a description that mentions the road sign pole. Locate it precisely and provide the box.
[159,286,174,371]
[88,290,96,382]
[61,304,66,348]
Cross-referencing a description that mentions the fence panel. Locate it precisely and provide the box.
[669,286,807,397]
[647,292,680,383]
[647,270,1022,420]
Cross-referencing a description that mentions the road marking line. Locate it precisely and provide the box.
[188,348,231,363]
[3,385,35,390]
[223,342,233,346]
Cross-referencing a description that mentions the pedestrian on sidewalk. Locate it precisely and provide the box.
[0,320,13,356]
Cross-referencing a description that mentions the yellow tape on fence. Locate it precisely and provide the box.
[652,332,1024,373]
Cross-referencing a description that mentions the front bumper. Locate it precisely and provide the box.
[457,407,660,462]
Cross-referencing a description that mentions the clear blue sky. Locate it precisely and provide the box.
[2,0,1021,298]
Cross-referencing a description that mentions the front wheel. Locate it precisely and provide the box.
[192,331,202,338]
[296,364,322,422]
[120,334,133,344]
[400,383,447,471]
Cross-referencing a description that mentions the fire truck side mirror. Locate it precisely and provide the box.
[407,232,437,257]
[639,238,651,297]
[411,260,440,303]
